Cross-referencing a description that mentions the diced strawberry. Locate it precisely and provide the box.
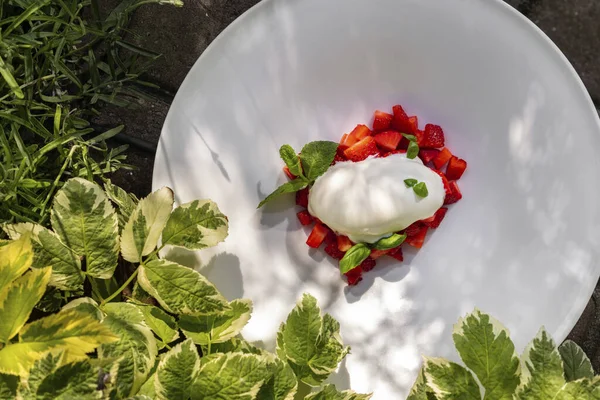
[388,246,404,262]
[419,149,440,164]
[404,222,424,237]
[433,148,453,169]
[372,110,393,131]
[414,130,425,147]
[324,230,337,245]
[296,187,309,208]
[444,181,463,205]
[422,207,448,229]
[433,170,452,198]
[324,242,345,260]
[398,135,410,150]
[446,156,467,181]
[380,149,407,157]
[370,248,392,259]
[421,124,445,148]
[332,153,346,165]
[296,210,313,226]
[337,235,353,252]
[340,132,359,148]
[306,223,330,248]
[344,136,379,162]
[392,105,413,133]
[374,131,402,152]
[283,166,296,180]
[349,124,372,142]
[405,226,428,249]
[360,257,376,272]
[408,116,419,133]
[344,267,363,286]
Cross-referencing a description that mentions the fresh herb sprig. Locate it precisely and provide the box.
[404,179,429,198]
[339,233,407,273]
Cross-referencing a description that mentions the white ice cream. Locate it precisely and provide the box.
[308,153,445,244]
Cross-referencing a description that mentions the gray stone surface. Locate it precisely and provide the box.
[105,0,600,367]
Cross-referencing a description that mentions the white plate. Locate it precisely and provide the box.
[152,0,600,397]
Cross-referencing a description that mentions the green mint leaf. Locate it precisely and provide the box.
[406,141,420,159]
[423,357,480,399]
[559,340,594,382]
[121,187,174,263]
[517,328,565,399]
[339,244,371,274]
[280,144,303,177]
[305,384,372,400]
[161,199,228,250]
[452,310,520,400]
[404,179,418,188]
[403,133,417,142]
[138,259,230,315]
[373,234,407,250]
[98,303,157,398]
[135,303,180,344]
[179,299,252,345]
[35,360,98,399]
[50,178,119,279]
[258,178,308,208]
[299,141,339,181]
[156,339,200,400]
[413,182,429,198]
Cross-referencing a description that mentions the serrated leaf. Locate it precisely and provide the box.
[50,178,119,279]
[191,353,272,400]
[35,360,99,400]
[304,384,372,400]
[452,310,520,400]
[155,339,200,400]
[179,299,252,345]
[518,328,565,399]
[0,309,118,377]
[62,297,103,321]
[299,141,339,181]
[202,337,265,356]
[138,259,230,315]
[0,267,51,343]
[137,372,157,399]
[161,199,228,250]
[104,180,139,231]
[121,187,174,263]
[257,359,298,400]
[559,340,594,382]
[423,357,481,400]
[283,294,322,366]
[258,178,309,208]
[18,353,64,398]
[279,144,303,177]
[98,303,157,398]
[407,369,435,400]
[553,379,600,400]
[4,223,84,291]
[0,374,18,400]
[0,234,33,291]
[135,303,179,344]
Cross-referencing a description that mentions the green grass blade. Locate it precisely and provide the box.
[0,56,24,99]
[4,0,51,36]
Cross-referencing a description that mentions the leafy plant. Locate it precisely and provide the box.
[408,310,599,400]
[0,0,182,225]
[0,178,370,399]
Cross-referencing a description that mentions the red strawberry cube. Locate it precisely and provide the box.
[349,124,372,142]
[404,222,425,237]
[370,248,392,259]
[421,124,445,148]
[433,148,453,169]
[408,116,419,133]
[306,223,330,248]
[344,267,363,286]
[344,136,379,162]
[419,149,440,164]
[405,226,428,249]
[374,131,402,152]
[433,170,452,198]
[296,210,313,226]
[372,110,393,131]
[360,257,376,272]
[296,187,309,208]
[337,235,353,252]
[444,181,463,205]
[340,132,358,148]
[422,207,448,229]
[324,242,345,260]
[446,156,467,181]
[392,105,413,134]
[388,246,404,262]
[283,166,296,180]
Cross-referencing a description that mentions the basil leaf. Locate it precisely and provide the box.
[413,182,429,198]
[258,178,308,208]
[299,141,339,181]
[279,144,303,177]
[407,141,419,159]
[373,233,407,250]
[404,179,418,188]
[403,133,417,142]
[339,244,371,274]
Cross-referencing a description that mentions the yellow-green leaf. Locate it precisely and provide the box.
[304,384,372,400]
[155,339,200,400]
[34,360,99,399]
[0,309,118,377]
[135,303,179,344]
[0,267,51,343]
[121,187,174,263]
[104,180,139,231]
[0,234,33,291]
[423,357,481,399]
[50,178,119,279]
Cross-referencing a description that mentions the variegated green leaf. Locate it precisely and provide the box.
[407,369,435,400]
[0,234,33,291]
[138,371,157,399]
[62,297,102,321]
[18,352,64,398]
[138,259,229,315]
[0,373,18,400]
[50,178,119,279]
[121,187,174,263]
[559,340,594,382]
[257,358,298,400]
[0,267,51,343]
[304,384,372,400]
[98,303,157,398]
[190,353,272,400]
[0,309,118,377]
[34,360,99,400]
[423,357,481,400]
[553,379,599,400]
[518,328,566,399]
[452,310,520,400]
[155,339,200,400]
[4,223,83,291]
[135,303,179,344]
[179,299,252,345]
[104,180,139,231]
[161,200,228,250]
[201,337,265,356]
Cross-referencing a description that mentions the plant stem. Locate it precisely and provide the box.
[100,266,139,307]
